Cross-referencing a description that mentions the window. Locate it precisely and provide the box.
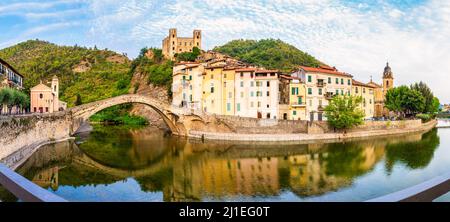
[370,99,372,104]
[211,75,214,79]
[341,78,344,85]
[336,78,339,84]
[39,93,43,99]
[189,85,192,90]
[224,82,227,88]
[341,90,344,95]
[240,81,244,87]
[267,91,270,96]
[292,87,298,95]
[183,76,186,80]
[309,100,312,107]
[363,88,366,94]
[34,107,36,112]
[328,77,331,84]
[183,93,186,100]
[227,103,231,111]
[267,81,270,87]
[190,95,192,102]
[251,91,254,97]
[266,113,271,119]
[318,88,322,95]
[237,103,241,112]
[356,87,359,94]
[308,75,312,82]
[251,81,254,87]
[189,75,192,80]
[293,110,297,115]
[257,102,261,107]
[224,74,227,78]
[348,79,351,85]
[256,81,261,87]
[308,88,312,95]
[298,97,302,104]
[319,99,322,106]
[336,89,339,95]
[211,87,214,93]
[240,73,244,77]
[241,92,244,98]
[229,92,232,98]
[45,107,49,112]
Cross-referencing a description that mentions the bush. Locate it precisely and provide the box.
[324,95,365,130]
[416,113,432,123]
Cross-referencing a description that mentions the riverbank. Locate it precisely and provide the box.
[189,119,437,142]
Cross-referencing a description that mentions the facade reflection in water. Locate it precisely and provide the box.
[0,125,443,202]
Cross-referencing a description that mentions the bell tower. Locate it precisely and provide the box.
[51,75,59,112]
[382,62,394,96]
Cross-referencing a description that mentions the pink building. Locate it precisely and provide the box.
[30,75,66,113]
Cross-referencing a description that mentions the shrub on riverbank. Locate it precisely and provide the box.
[416,113,433,123]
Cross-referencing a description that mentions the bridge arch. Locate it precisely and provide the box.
[67,94,186,135]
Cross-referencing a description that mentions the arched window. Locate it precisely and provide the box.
[39,93,43,99]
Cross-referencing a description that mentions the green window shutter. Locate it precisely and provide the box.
[293,110,297,115]
[227,103,231,111]
[298,97,302,104]
[328,77,331,84]
[308,75,312,82]
[237,103,241,112]
[308,88,312,95]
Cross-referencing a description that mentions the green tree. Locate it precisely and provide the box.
[430,97,440,114]
[410,82,435,113]
[175,47,201,62]
[385,86,425,117]
[324,95,365,130]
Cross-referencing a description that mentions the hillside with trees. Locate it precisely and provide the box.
[0,40,132,107]
[213,39,324,72]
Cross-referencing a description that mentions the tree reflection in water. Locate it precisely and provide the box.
[0,126,442,202]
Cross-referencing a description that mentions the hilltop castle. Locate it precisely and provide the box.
[162,28,202,60]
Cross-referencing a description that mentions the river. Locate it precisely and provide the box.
[1,122,450,202]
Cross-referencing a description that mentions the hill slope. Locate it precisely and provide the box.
[213,39,323,72]
[0,40,131,107]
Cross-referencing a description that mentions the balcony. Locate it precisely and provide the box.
[317,80,326,87]
[291,102,306,107]
[325,92,335,100]
[318,105,325,111]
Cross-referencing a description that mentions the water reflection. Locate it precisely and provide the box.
[0,126,444,202]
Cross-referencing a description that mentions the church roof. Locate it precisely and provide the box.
[30,82,51,91]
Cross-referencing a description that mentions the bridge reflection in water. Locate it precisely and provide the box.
[0,126,446,202]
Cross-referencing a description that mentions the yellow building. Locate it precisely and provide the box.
[30,75,66,113]
[202,65,226,114]
[162,28,202,60]
[352,80,375,119]
[279,75,307,120]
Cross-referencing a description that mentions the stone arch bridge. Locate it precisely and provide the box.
[0,94,233,165]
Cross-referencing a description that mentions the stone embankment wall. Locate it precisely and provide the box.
[213,115,309,134]
[0,113,72,166]
[189,118,436,142]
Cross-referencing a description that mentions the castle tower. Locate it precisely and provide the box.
[51,75,59,112]
[382,62,394,96]
[168,28,178,57]
[193,30,202,49]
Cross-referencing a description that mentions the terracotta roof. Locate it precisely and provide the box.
[175,61,199,65]
[255,69,280,73]
[298,66,353,78]
[205,65,226,69]
[235,68,257,72]
[352,79,375,88]
[280,74,302,81]
[367,81,382,88]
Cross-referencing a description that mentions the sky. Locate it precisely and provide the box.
[0,0,449,103]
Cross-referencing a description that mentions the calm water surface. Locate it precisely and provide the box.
[1,123,450,202]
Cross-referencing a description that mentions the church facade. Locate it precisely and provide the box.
[30,75,67,113]
[367,63,394,118]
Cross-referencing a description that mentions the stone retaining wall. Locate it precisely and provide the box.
[214,115,309,134]
[0,113,72,165]
[189,119,437,142]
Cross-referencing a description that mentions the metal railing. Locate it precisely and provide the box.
[366,171,450,202]
[0,164,67,202]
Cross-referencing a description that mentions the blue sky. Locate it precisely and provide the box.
[1,0,449,103]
